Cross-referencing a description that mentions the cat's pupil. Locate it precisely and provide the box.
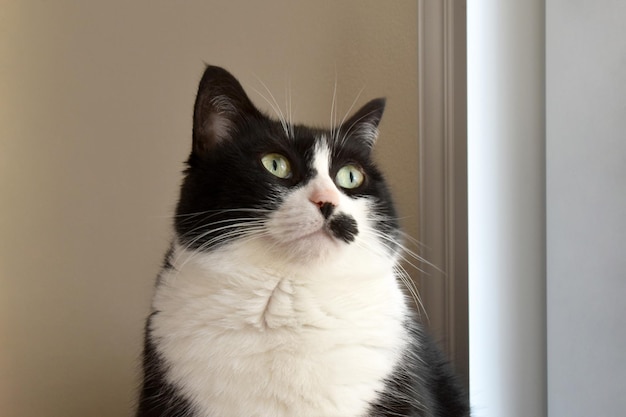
[272,160,278,171]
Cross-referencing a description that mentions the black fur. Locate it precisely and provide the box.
[136,314,195,417]
[328,213,359,243]
[368,318,470,416]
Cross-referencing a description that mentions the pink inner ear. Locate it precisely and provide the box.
[205,113,232,143]
[353,122,379,147]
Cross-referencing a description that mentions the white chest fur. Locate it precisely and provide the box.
[150,242,409,417]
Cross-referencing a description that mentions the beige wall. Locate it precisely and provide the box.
[0,1,418,416]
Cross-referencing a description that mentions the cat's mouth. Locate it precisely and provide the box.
[299,214,359,244]
[277,213,359,247]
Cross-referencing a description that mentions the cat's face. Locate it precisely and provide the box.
[174,66,398,262]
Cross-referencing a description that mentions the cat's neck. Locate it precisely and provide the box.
[156,240,406,331]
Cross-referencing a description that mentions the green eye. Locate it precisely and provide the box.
[261,153,292,178]
[335,164,364,189]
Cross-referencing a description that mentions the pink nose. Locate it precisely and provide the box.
[309,186,340,209]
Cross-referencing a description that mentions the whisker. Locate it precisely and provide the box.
[285,77,294,139]
[370,231,438,277]
[335,87,365,149]
[250,76,289,138]
[174,224,269,269]
[178,217,267,242]
[174,219,267,259]
[395,263,429,322]
[338,87,365,129]
[355,226,437,320]
[330,74,338,144]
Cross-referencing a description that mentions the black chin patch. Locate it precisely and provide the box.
[328,214,359,243]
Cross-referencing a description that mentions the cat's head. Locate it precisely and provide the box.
[175,65,399,263]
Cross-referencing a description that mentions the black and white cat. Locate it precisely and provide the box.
[137,65,469,417]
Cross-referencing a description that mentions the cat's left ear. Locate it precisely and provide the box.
[339,98,386,149]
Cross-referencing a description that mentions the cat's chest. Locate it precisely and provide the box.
[150,247,408,417]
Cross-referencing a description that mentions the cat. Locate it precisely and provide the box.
[136,65,469,417]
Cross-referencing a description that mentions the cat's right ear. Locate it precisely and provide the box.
[339,97,386,149]
[191,65,260,157]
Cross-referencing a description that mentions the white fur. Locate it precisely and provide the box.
[150,142,410,417]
